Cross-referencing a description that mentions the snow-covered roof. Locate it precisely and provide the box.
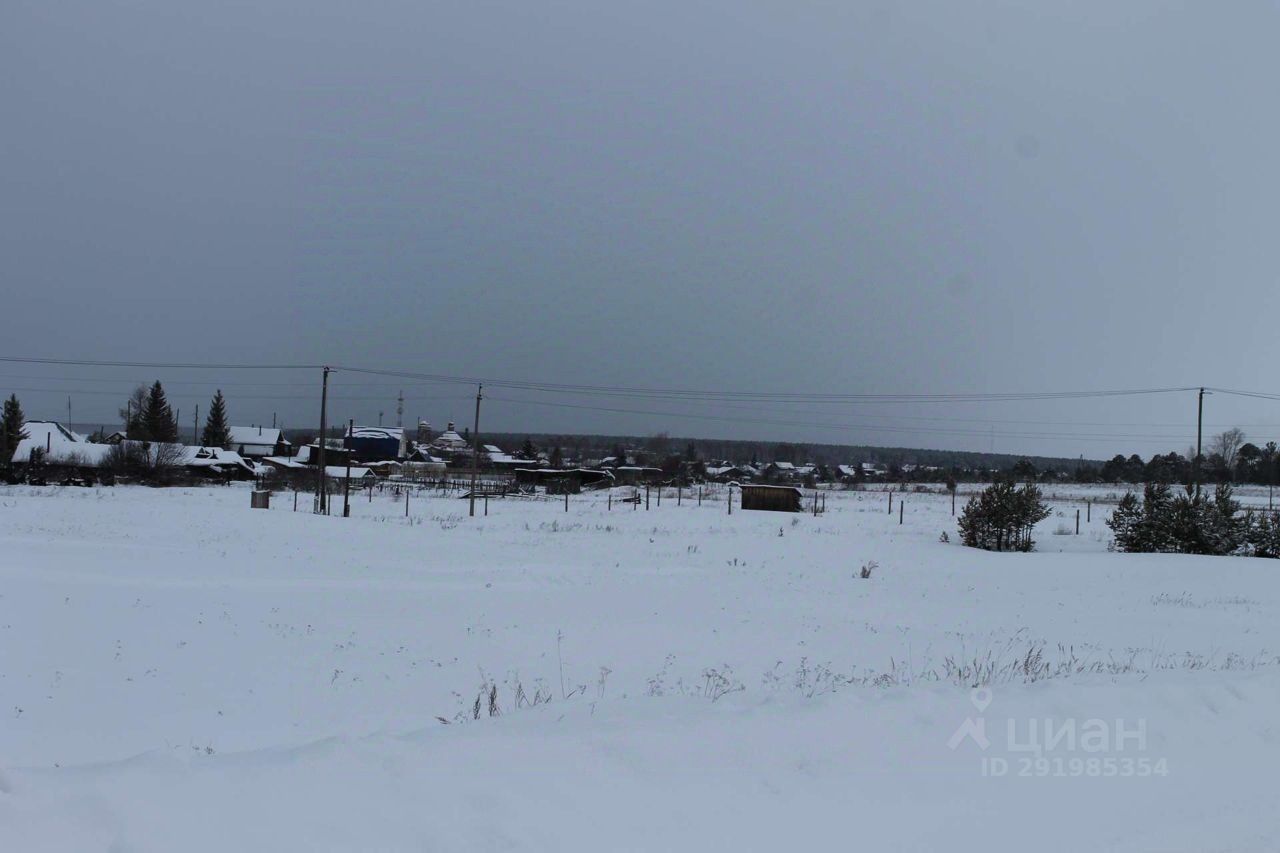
[432,430,467,448]
[837,465,859,476]
[263,456,306,469]
[181,446,251,467]
[228,426,284,447]
[403,458,447,469]
[293,444,347,464]
[19,421,85,446]
[488,453,520,464]
[13,422,110,466]
[350,426,403,440]
[771,461,796,470]
[325,466,371,479]
[173,446,256,476]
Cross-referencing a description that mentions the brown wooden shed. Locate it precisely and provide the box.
[739,484,803,512]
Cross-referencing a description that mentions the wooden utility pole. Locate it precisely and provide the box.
[193,405,199,447]
[343,419,353,517]
[468,384,482,517]
[1194,387,1205,499]
[316,366,330,514]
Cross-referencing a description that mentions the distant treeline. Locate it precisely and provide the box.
[482,432,1092,477]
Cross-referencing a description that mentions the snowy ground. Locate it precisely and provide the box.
[2,482,1278,851]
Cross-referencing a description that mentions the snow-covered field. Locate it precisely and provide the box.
[2,483,1278,851]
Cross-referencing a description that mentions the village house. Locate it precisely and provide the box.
[764,461,797,480]
[344,426,407,462]
[228,426,290,459]
[13,421,111,470]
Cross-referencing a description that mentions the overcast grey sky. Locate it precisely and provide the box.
[3,1,1279,457]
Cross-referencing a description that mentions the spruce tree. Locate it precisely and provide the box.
[142,381,179,443]
[201,390,232,448]
[1,394,28,468]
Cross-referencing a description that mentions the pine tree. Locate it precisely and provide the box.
[1,394,28,468]
[519,438,538,460]
[201,390,232,448]
[1167,491,1212,554]
[1247,511,1280,559]
[1138,483,1174,552]
[958,480,1049,552]
[142,381,179,443]
[1109,492,1142,551]
[549,446,564,469]
[1207,484,1245,555]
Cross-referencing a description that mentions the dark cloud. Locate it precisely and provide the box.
[3,1,1278,455]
